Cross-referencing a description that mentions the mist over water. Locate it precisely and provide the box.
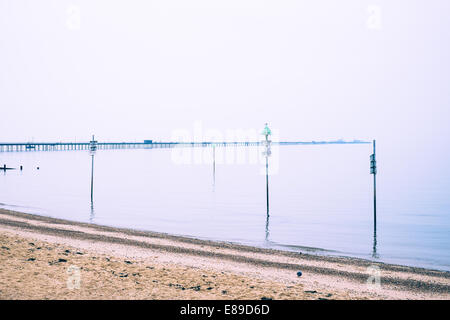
[1,141,449,271]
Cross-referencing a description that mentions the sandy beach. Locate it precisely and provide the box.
[0,208,449,300]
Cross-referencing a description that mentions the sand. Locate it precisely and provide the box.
[0,208,449,300]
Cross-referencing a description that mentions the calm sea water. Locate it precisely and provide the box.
[1,144,450,271]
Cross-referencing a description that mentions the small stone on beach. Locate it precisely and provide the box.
[305,290,317,294]
[297,271,302,277]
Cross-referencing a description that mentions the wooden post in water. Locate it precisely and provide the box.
[212,144,216,188]
[89,135,97,204]
[370,140,377,231]
[90,154,94,203]
[262,123,272,218]
[266,154,269,216]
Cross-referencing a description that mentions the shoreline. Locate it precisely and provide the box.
[1,208,449,299]
[2,204,446,274]
[1,207,448,275]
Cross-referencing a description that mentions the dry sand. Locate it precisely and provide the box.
[0,208,449,300]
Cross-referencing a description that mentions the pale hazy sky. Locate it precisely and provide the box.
[1,0,449,144]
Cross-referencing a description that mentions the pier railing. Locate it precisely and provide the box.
[0,141,369,152]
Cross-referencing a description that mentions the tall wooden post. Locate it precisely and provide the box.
[262,123,271,218]
[89,135,97,204]
[91,154,94,203]
[370,140,377,232]
[266,154,269,216]
[212,144,216,189]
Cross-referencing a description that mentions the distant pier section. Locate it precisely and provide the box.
[0,140,369,152]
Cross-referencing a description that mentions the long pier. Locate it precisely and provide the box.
[0,140,369,152]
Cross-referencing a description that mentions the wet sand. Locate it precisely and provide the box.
[0,208,449,300]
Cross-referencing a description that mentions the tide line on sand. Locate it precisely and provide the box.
[0,208,449,300]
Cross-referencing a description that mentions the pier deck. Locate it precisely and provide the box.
[0,141,369,152]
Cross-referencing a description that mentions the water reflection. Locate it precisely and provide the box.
[371,195,378,258]
[90,201,95,223]
[372,227,378,258]
[372,210,378,258]
[263,141,271,242]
